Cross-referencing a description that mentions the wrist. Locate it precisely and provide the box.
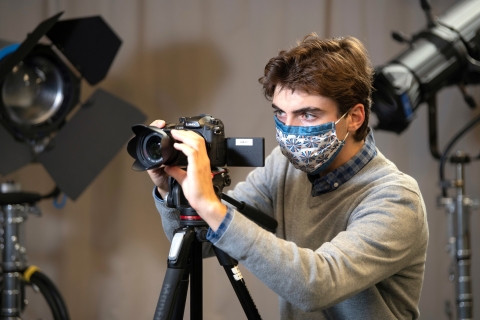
[201,201,227,232]
[157,186,168,199]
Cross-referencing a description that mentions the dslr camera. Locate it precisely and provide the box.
[127,114,264,171]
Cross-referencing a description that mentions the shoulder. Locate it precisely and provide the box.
[346,149,426,215]
[361,149,421,193]
[346,149,427,225]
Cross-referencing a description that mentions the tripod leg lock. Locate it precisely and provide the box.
[167,227,196,267]
[168,230,187,262]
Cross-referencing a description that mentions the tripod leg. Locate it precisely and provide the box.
[213,247,262,320]
[190,241,203,320]
[155,268,188,320]
[169,268,189,320]
[153,227,196,320]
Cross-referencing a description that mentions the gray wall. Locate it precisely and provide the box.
[1,0,480,319]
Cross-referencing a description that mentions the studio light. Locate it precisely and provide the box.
[0,12,146,200]
[0,42,80,141]
[371,0,480,154]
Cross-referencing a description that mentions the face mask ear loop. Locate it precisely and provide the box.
[335,112,347,125]
[334,107,353,125]
[335,108,352,141]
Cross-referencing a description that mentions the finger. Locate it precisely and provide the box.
[148,166,165,177]
[170,130,205,151]
[164,166,187,183]
[172,143,206,172]
[173,142,197,158]
[149,119,166,128]
[148,165,165,172]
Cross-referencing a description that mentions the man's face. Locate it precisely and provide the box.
[272,87,340,127]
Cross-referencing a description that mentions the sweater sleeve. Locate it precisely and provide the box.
[154,187,218,258]
[153,187,181,242]
[211,185,427,312]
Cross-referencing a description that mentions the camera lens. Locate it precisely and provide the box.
[146,135,162,160]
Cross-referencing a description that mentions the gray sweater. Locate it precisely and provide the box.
[155,147,429,319]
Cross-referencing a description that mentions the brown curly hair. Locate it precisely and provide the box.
[259,33,374,141]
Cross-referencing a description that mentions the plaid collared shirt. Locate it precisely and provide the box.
[309,129,377,196]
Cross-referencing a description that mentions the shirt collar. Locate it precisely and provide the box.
[308,128,377,196]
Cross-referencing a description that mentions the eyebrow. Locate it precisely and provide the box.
[271,104,322,115]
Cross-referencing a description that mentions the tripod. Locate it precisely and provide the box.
[153,168,277,320]
[0,181,69,320]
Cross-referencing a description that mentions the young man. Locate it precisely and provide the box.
[149,34,428,319]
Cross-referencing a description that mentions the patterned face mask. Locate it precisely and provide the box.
[275,111,349,175]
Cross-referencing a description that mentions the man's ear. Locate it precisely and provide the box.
[347,104,365,132]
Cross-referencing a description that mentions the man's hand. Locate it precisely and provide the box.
[146,120,170,199]
[164,129,227,231]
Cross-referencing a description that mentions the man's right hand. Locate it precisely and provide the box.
[147,120,170,199]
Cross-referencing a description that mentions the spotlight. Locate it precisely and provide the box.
[0,43,80,141]
[371,0,480,156]
[0,12,146,200]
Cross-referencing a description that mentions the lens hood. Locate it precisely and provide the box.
[127,124,183,171]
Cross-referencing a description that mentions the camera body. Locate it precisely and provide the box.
[127,114,264,171]
[165,114,226,167]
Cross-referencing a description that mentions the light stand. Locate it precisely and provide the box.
[439,152,479,320]
[153,169,277,320]
[0,181,69,320]
[424,87,480,320]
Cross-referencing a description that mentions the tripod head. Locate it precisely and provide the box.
[164,167,231,227]
[163,167,278,232]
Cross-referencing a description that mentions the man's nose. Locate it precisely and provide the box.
[283,115,295,126]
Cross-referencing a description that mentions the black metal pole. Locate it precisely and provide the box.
[190,241,203,320]
[451,153,473,319]
[213,247,262,320]
[427,96,441,159]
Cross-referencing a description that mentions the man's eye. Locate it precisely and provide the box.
[303,113,316,120]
